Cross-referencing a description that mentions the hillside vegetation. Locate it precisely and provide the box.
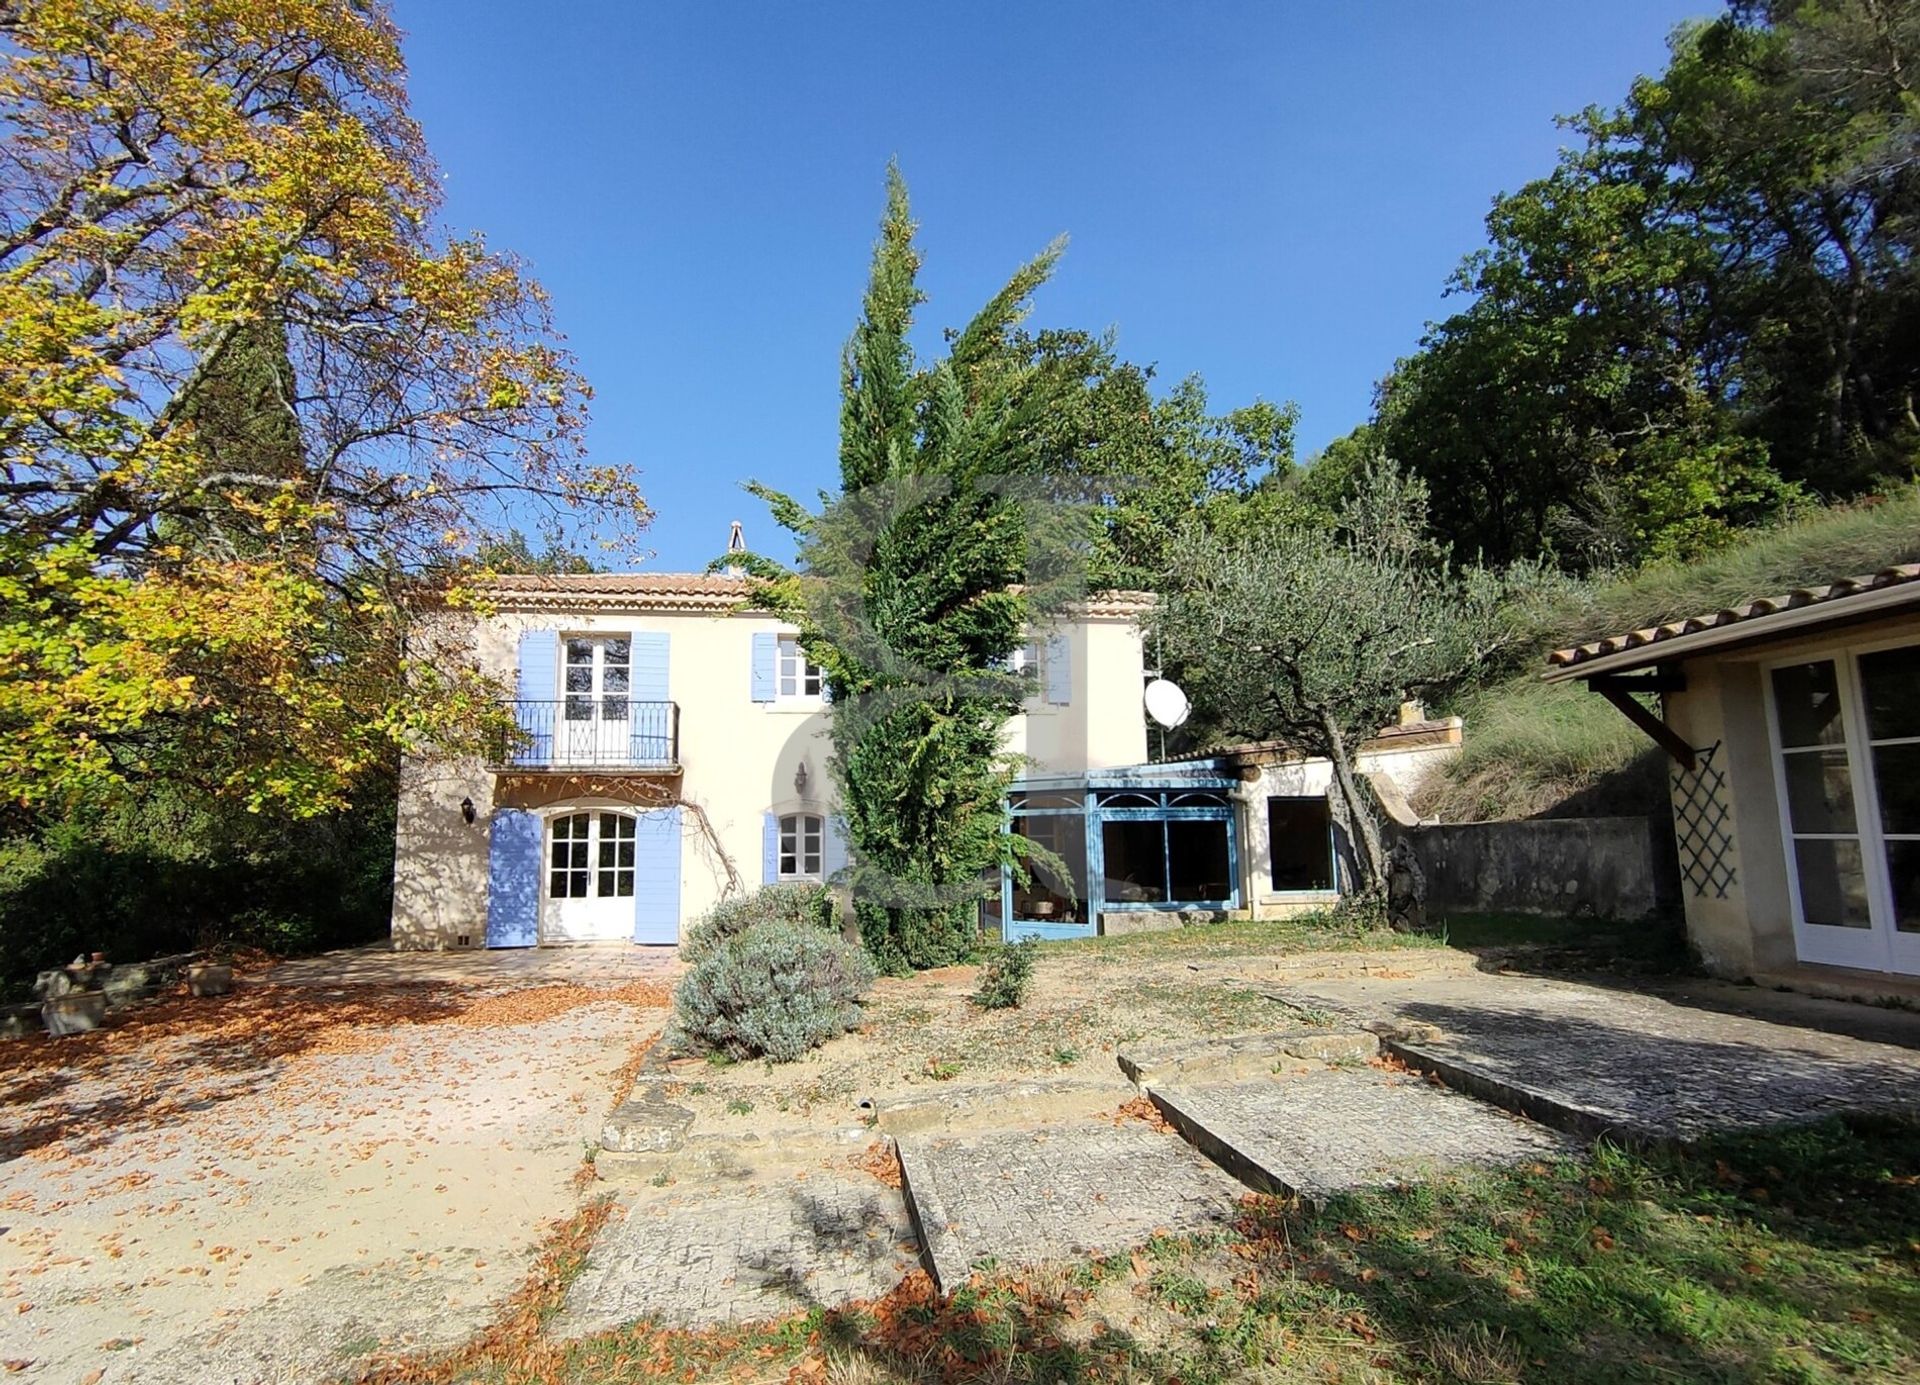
[1417,491,1920,823]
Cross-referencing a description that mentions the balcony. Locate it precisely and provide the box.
[488,699,680,772]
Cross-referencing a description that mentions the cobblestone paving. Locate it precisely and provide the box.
[1287,973,1920,1142]
[1151,1068,1577,1202]
[897,1122,1246,1293]
[551,1175,920,1334]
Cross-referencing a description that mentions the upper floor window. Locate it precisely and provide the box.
[778,635,823,700]
[778,812,824,879]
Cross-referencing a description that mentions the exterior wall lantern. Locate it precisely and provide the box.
[460,796,476,825]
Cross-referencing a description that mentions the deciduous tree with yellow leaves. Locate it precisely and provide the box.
[0,0,646,813]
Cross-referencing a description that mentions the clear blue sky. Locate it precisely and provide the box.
[396,1,1716,570]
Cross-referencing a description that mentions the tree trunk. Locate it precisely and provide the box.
[1322,713,1386,895]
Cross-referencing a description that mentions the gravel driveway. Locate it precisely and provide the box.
[0,959,673,1385]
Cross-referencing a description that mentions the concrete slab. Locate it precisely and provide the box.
[1288,972,1920,1143]
[552,1175,920,1333]
[896,1121,1245,1294]
[1149,1068,1577,1204]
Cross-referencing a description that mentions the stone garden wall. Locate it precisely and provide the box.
[1396,815,1679,922]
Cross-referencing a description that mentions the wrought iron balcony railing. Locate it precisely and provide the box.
[489,699,680,771]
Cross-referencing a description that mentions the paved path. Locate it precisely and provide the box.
[1281,972,1920,1142]
[0,983,661,1385]
[1150,1067,1577,1203]
[265,942,681,989]
[552,1176,920,1333]
[896,1121,1246,1294]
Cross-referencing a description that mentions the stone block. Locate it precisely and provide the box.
[188,963,234,998]
[43,991,107,1036]
[1098,909,1228,937]
[600,1091,695,1154]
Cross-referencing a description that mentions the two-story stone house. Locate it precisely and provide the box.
[389,572,1154,948]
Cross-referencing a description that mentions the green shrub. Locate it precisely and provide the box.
[678,883,839,965]
[971,937,1038,1010]
[0,784,395,1000]
[668,920,875,1063]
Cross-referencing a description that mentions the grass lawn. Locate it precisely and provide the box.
[496,1115,1920,1384]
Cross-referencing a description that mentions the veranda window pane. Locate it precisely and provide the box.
[1011,814,1087,923]
[1874,743,1920,835]
[1167,819,1232,902]
[1859,644,1920,741]
[1782,750,1857,834]
[1772,661,1847,748]
[1887,841,1920,933]
[1793,839,1871,928]
[1102,819,1167,904]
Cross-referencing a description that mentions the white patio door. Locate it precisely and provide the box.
[542,811,635,942]
[558,636,631,766]
[1767,640,1920,975]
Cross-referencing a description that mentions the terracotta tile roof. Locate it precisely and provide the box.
[473,572,1155,618]
[1165,718,1465,765]
[487,572,751,596]
[1545,563,1920,674]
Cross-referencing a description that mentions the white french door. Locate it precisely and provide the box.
[557,636,631,766]
[1766,639,1920,975]
[542,811,636,942]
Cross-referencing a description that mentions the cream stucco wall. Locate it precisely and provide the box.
[391,600,1148,948]
[1662,610,1919,983]
[1232,735,1462,919]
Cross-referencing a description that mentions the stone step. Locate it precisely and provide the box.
[872,1079,1127,1137]
[1117,1029,1379,1087]
[895,1119,1246,1295]
[1147,1067,1578,1207]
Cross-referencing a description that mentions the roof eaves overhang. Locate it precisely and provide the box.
[1541,581,1920,684]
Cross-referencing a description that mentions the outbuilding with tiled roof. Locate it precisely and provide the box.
[1543,566,1920,1001]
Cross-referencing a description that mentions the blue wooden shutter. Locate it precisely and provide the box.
[485,809,541,948]
[762,812,780,884]
[629,631,670,764]
[750,632,777,702]
[515,630,559,764]
[1044,633,1071,705]
[631,807,681,944]
[824,814,849,881]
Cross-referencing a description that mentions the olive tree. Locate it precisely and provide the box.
[1155,458,1523,897]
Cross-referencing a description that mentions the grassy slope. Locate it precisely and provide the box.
[1420,491,1920,823]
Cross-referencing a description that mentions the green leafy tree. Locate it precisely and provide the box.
[1012,330,1306,589]
[1379,0,1917,569]
[739,168,1091,973]
[1155,458,1525,895]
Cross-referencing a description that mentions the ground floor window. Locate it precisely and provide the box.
[779,812,824,879]
[1097,788,1236,908]
[549,811,635,900]
[1268,797,1335,891]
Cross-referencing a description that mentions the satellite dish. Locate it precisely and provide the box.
[1143,678,1190,729]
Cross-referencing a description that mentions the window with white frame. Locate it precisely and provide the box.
[548,811,636,900]
[777,635,823,700]
[778,812,824,879]
[1767,639,1920,970]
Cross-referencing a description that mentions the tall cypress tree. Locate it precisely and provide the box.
[742,167,1085,972]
